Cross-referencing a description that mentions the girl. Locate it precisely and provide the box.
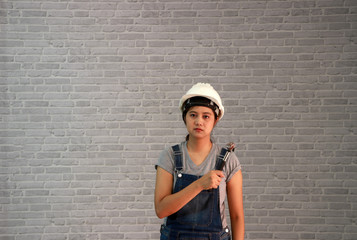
[155,83,244,240]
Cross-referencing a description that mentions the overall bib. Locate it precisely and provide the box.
[160,145,231,240]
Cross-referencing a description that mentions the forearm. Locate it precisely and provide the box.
[231,216,245,240]
[155,168,223,219]
[227,170,245,240]
[155,180,203,219]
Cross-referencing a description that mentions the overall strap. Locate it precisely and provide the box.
[172,144,228,172]
[215,147,228,170]
[171,144,183,177]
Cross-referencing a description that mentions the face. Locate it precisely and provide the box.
[185,106,218,140]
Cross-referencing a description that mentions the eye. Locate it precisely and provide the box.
[189,113,196,118]
[203,115,210,119]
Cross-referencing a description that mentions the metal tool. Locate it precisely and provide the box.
[217,142,235,170]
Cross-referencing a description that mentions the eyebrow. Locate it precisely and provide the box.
[188,110,212,115]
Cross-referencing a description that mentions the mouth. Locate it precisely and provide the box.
[194,128,203,132]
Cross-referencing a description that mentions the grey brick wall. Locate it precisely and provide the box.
[1,0,356,239]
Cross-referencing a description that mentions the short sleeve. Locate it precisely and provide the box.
[224,152,241,182]
[155,146,175,175]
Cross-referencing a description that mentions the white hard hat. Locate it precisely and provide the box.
[179,83,224,120]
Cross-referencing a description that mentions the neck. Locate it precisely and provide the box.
[187,136,212,153]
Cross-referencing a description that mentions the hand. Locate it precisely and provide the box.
[198,170,224,190]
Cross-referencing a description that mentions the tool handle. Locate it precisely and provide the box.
[216,142,235,170]
[216,160,226,171]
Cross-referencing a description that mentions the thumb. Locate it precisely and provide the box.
[215,170,225,178]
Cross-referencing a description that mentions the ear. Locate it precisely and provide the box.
[213,119,218,127]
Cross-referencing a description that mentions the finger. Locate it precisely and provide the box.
[215,170,225,178]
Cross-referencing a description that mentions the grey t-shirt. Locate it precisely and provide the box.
[156,141,241,228]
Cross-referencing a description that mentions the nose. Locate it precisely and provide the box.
[195,117,203,126]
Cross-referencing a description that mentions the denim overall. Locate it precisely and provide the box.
[160,144,231,240]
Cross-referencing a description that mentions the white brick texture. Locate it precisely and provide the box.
[1,0,356,239]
